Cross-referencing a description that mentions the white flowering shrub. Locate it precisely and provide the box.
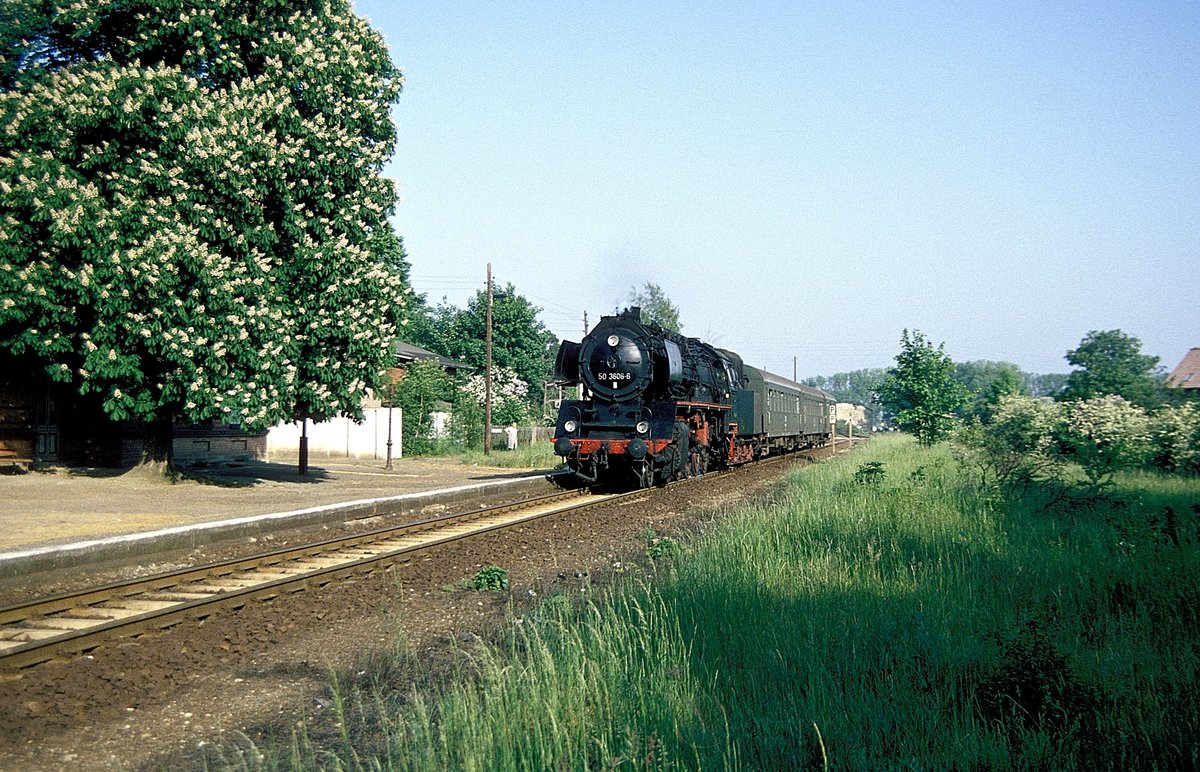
[1148,403,1200,475]
[0,0,407,434]
[461,366,530,427]
[955,395,1066,492]
[1058,396,1151,487]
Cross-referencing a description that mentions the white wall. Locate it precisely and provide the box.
[266,407,403,460]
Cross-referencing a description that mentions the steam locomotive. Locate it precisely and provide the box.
[551,307,834,487]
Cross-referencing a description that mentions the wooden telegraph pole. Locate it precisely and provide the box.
[484,263,493,456]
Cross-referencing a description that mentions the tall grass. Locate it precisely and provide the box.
[212,435,1200,770]
[455,440,561,470]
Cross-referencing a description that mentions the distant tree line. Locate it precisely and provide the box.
[861,327,1197,484]
[804,328,1182,436]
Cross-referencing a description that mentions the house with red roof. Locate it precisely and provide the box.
[1166,348,1200,390]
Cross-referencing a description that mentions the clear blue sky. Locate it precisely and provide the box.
[354,1,1199,380]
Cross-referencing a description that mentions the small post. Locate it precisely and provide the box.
[385,403,394,470]
[299,416,309,476]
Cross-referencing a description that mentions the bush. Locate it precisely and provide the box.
[1058,396,1151,487]
[1149,403,1200,474]
[852,461,886,486]
[956,394,1196,496]
[955,395,1064,493]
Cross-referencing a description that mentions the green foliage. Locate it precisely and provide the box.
[442,390,483,450]
[388,359,452,455]
[807,363,1066,426]
[956,395,1063,488]
[975,620,1098,735]
[852,460,886,486]
[460,365,529,427]
[803,368,887,417]
[457,440,560,470]
[0,0,409,432]
[878,329,969,446]
[1058,396,1151,488]
[466,565,509,592]
[958,393,1200,505]
[1027,371,1069,399]
[1061,329,1163,407]
[422,285,557,410]
[1149,402,1200,474]
[644,532,683,561]
[954,360,1027,420]
[627,282,682,332]
[212,436,1200,769]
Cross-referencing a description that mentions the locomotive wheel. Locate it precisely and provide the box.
[672,422,690,482]
[657,422,690,485]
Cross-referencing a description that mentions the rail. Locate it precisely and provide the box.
[0,488,639,670]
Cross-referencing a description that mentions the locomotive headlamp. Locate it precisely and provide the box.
[564,420,578,433]
[635,420,650,435]
[607,334,620,347]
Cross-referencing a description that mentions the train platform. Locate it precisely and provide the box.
[0,455,561,583]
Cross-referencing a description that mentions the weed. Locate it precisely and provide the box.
[852,460,886,486]
[646,535,683,562]
[466,565,509,591]
[975,619,1098,735]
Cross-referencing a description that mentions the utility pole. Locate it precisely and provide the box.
[583,310,589,336]
[793,356,797,382]
[484,262,493,456]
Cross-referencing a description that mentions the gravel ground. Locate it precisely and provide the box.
[0,457,817,771]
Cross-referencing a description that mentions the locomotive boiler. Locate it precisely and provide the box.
[551,307,834,487]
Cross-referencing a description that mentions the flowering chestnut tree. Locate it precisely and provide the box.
[0,0,409,470]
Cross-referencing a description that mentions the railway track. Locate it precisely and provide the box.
[0,487,640,671]
[0,440,853,672]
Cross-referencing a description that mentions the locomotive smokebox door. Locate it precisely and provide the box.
[579,322,652,402]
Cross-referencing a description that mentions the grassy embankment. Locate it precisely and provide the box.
[217,434,1199,770]
[456,440,560,470]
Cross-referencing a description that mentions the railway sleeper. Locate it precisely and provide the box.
[0,627,67,642]
[25,617,100,631]
[100,599,178,614]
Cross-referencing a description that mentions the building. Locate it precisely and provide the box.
[0,364,264,470]
[1166,348,1200,390]
[393,342,473,376]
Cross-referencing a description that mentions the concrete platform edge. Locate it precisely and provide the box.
[0,473,563,581]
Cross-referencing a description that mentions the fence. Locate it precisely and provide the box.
[487,425,556,450]
[266,407,403,460]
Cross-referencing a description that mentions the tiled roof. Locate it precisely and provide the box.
[1166,348,1200,389]
[392,341,473,372]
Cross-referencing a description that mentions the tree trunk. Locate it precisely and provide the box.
[124,417,178,481]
